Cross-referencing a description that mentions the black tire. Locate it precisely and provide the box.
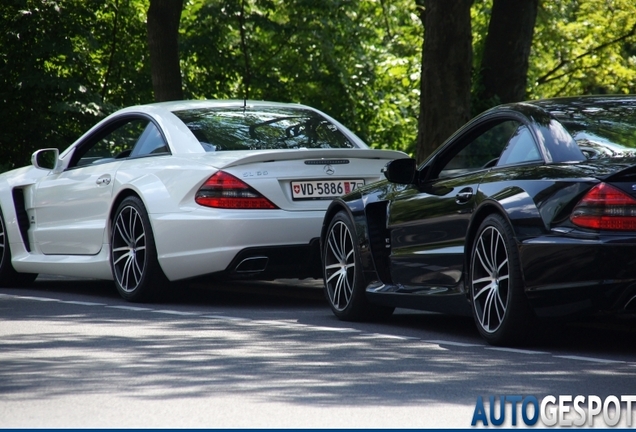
[323,211,393,321]
[0,208,37,287]
[469,214,533,346]
[110,196,167,302]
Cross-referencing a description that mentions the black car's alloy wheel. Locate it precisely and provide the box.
[111,196,166,301]
[470,214,531,345]
[324,217,356,311]
[0,208,37,287]
[323,211,393,320]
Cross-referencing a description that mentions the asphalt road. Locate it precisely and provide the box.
[1,276,635,428]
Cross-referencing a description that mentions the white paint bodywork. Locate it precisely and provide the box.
[0,100,407,282]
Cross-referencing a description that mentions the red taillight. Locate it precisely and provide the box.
[195,171,278,209]
[570,183,636,230]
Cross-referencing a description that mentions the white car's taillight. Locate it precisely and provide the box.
[570,182,636,230]
[195,171,278,209]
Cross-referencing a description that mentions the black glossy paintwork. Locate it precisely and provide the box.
[321,96,636,319]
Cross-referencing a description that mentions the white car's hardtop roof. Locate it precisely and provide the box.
[145,99,313,112]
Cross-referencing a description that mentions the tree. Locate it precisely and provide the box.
[180,0,421,152]
[477,0,538,108]
[415,0,473,163]
[147,0,184,101]
[529,0,636,98]
[0,0,152,171]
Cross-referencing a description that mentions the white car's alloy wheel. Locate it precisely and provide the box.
[112,203,147,293]
[0,209,37,287]
[111,196,166,301]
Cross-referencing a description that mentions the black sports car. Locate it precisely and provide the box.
[320,95,636,346]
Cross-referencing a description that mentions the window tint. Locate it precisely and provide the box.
[71,118,169,169]
[74,119,147,168]
[438,121,519,178]
[130,122,170,157]
[172,107,355,151]
[496,125,541,166]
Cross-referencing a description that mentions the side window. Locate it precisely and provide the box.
[73,119,148,168]
[496,125,541,166]
[130,122,170,157]
[438,120,520,178]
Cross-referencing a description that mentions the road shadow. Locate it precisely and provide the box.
[22,275,636,356]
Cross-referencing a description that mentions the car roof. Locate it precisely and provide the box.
[144,99,315,113]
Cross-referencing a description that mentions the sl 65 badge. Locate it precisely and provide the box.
[243,170,268,177]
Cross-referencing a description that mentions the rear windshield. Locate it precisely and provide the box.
[172,106,355,151]
[544,98,636,159]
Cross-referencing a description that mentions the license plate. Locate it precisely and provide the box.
[291,179,364,200]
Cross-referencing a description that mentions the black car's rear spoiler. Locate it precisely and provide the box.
[601,162,636,182]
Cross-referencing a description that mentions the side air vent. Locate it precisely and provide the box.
[304,159,350,165]
[366,201,392,284]
[12,188,31,252]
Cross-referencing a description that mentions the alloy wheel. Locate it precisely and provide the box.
[324,220,356,311]
[112,205,147,293]
[471,225,510,334]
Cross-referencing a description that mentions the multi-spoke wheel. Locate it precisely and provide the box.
[323,210,393,321]
[111,196,166,302]
[0,208,37,287]
[470,214,531,345]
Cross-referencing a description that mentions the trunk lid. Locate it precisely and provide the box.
[204,148,407,210]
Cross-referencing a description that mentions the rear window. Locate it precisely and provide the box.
[172,106,355,151]
[545,98,636,159]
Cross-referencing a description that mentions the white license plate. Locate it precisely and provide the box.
[291,179,364,199]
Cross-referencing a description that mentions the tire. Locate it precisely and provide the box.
[0,208,37,287]
[110,196,167,302]
[469,214,532,346]
[323,211,393,321]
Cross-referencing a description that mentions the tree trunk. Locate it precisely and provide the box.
[147,0,184,102]
[415,0,473,163]
[479,0,538,105]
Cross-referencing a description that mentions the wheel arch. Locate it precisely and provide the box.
[464,200,518,296]
[108,188,143,231]
[320,198,359,252]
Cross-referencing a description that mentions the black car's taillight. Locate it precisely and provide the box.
[195,171,278,209]
[570,182,636,230]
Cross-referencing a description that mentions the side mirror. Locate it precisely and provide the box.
[383,158,417,184]
[31,148,60,171]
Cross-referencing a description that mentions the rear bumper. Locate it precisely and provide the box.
[220,239,322,280]
[520,234,636,317]
[150,208,325,281]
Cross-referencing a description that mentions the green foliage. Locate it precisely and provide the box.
[0,0,151,169]
[180,0,421,154]
[529,0,636,98]
[2,0,636,170]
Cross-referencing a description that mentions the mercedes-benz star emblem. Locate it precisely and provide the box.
[324,164,335,175]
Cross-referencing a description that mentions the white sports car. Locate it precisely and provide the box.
[0,100,406,301]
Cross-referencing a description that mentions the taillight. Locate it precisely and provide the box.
[570,183,636,230]
[195,171,278,209]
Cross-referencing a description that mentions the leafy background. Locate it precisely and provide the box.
[1,0,635,172]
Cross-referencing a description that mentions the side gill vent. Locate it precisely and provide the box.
[12,188,31,252]
[366,201,391,284]
[304,159,350,165]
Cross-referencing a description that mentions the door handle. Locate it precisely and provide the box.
[96,175,111,186]
[455,187,473,204]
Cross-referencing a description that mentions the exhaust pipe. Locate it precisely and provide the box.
[234,256,268,273]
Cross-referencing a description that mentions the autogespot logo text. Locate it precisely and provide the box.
[471,395,636,427]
